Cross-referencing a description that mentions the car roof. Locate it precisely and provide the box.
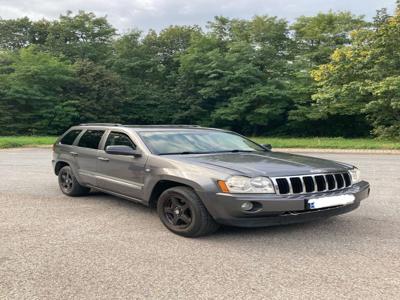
[74,123,226,132]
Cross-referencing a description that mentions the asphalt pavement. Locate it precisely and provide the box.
[0,148,399,299]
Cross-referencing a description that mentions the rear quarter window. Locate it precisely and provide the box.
[60,130,82,145]
[77,130,105,149]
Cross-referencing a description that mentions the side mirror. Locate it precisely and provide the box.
[261,143,272,151]
[105,145,142,157]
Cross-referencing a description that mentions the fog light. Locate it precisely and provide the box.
[241,201,253,211]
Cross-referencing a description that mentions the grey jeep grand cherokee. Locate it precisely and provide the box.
[52,124,370,237]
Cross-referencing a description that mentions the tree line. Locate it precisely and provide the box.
[0,4,399,138]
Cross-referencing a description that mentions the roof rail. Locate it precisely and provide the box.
[78,124,205,129]
[124,124,202,128]
[79,123,122,126]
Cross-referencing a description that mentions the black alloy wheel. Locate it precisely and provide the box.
[58,165,90,196]
[157,186,220,237]
[163,195,193,228]
[59,167,74,193]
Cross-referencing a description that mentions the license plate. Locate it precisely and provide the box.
[307,194,355,210]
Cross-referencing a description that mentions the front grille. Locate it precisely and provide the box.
[276,178,290,194]
[303,176,314,192]
[272,172,352,195]
[290,177,303,193]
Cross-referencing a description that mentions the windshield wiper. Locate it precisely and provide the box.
[158,151,210,155]
[212,150,256,153]
[158,150,257,155]
[231,149,255,153]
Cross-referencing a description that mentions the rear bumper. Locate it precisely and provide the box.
[201,181,370,227]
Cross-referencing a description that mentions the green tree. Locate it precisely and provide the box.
[0,18,50,50]
[45,11,116,62]
[111,26,202,124]
[288,11,369,136]
[311,5,400,138]
[177,16,292,134]
[291,11,367,65]
[1,8,399,138]
[0,17,32,50]
[0,46,76,134]
[110,30,170,124]
[72,59,125,124]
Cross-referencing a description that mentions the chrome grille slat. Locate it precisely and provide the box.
[300,177,306,193]
[341,173,350,187]
[323,175,329,191]
[273,172,352,195]
[311,176,317,192]
[288,178,293,194]
[333,174,338,189]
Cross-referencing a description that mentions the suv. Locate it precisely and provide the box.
[53,124,370,237]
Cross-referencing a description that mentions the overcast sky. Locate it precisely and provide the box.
[0,0,396,32]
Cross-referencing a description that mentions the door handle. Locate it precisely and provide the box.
[70,151,78,156]
[97,157,109,162]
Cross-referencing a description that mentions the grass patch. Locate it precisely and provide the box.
[1,135,400,150]
[0,136,57,149]
[252,137,400,150]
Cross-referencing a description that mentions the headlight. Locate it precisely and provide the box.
[219,176,275,193]
[349,168,361,183]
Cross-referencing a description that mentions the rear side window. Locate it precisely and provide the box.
[77,130,105,149]
[60,130,82,145]
[105,132,136,149]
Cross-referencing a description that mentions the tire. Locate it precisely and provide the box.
[157,186,220,237]
[58,165,90,197]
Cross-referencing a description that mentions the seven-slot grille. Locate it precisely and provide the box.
[272,172,352,195]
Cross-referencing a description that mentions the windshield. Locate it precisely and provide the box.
[138,130,265,155]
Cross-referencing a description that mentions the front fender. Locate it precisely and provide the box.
[143,171,218,201]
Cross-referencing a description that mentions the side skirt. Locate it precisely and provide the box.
[87,185,149,206]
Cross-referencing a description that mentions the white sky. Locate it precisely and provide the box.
[0,0,396,32]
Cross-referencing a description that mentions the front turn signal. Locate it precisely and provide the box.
[217,180,230,193]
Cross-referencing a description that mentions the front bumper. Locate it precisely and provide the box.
[201,181,370,227]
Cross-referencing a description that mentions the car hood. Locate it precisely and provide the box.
[166,151,351,177]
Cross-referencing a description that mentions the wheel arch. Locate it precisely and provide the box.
[148,180,197,208]
[54,161,70,175]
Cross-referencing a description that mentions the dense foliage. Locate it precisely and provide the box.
[0,6,399,138]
